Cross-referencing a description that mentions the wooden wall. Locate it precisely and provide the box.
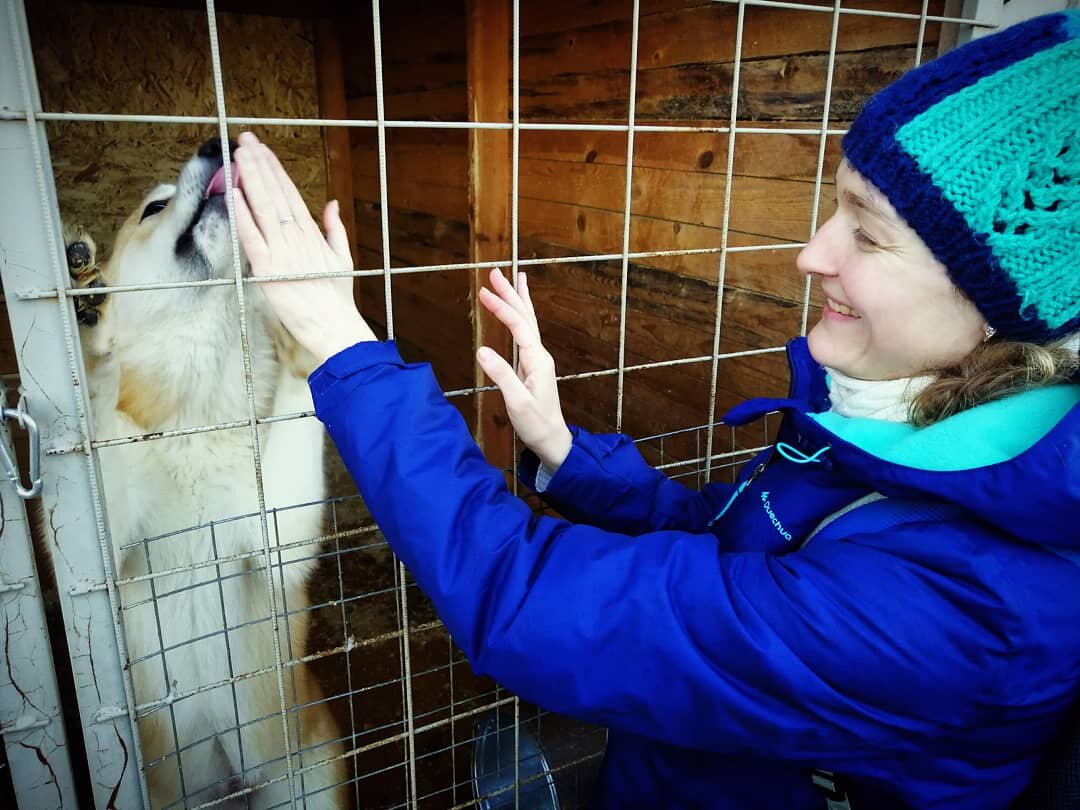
[341,0,946,473]
[3,0,948,467]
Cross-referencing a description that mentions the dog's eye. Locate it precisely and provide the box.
[140,199,168,222]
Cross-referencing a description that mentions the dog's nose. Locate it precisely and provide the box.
[197,137,239,162]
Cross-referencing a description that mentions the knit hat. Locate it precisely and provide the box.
[842,10,1080,345]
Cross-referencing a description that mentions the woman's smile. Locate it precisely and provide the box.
[824,297,861,320]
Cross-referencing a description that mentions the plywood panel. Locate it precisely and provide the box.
[27,2,327,257]
[9,2,328,384]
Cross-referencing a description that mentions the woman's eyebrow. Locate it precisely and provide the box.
[841,188,895,226]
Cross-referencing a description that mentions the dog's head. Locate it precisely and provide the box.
[105,137,246,290]
[87,138,289,428]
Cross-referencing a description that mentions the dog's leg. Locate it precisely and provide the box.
[242,336,346,807]
[260,360,327,596]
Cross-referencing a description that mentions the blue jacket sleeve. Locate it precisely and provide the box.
[518,428,735,535]
[310,342,1026,763]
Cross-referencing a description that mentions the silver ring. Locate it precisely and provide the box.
[279,216,295,225]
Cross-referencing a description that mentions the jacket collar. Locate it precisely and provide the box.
[722,338,829,427]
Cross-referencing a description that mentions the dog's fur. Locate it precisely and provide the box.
[69,140,346,808]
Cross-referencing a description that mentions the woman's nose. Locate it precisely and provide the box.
[796,215,841,278]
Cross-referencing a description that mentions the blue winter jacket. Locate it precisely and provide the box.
[310,337,1080,809]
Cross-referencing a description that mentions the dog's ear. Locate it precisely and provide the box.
[62,223,107,328]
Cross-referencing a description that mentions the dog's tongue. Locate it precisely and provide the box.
[205,162,240,198]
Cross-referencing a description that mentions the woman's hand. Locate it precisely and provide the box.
[232,131,376,364]
[477,268,572,471]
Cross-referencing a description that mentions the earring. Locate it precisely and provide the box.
[983,324,997,342]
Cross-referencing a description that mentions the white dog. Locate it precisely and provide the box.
[67,138,347,808]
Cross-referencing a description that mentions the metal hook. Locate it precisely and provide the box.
[1,396,42,500]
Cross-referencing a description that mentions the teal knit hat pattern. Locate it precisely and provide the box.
[842,11,1080,344]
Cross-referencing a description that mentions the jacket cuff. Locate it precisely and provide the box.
[519,425,589,494]
[520,426,646,512]
[309,340,404,396]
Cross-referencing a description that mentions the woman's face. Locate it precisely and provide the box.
[797,161,985,380]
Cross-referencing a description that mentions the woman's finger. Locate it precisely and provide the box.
[477,346,532,408]
[232,188,270,273]
[478,287,541,348]
[487,268,534,328]
[516,272,538,325]
[323,200,353,266]
[261,143,323,239]
[235,137,290,244]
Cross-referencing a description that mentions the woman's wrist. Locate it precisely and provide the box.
[309,311,377,364]
[536,426,573,473]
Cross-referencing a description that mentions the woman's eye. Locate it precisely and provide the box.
[140,199,168,222]
[853,228,878,248]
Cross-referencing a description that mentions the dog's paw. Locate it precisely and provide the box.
[64,225,106,327]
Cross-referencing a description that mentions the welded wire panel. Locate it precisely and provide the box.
[0,1,994,809]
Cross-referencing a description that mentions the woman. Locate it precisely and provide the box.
[231,10,1079,808]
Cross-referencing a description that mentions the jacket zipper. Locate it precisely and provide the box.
[707,459,769,527]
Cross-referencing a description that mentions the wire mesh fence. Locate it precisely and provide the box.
[0,0,998,807]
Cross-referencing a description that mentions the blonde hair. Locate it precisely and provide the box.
[909,340,1079,427]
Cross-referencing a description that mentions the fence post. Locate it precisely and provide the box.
[0,0,148,806]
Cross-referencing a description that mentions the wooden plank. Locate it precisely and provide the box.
[314,17,359,305]
[347,2,941,123]
[518,196,808,295]
[534,1,937,70]
[354,172,469,222]
[352,123,841,187]
[519,46,919,121]
[353,192,823,314]
[377,1,467,65]
[352,141,468,189]
[521,125,842,182]
[640,1,940,71]
[345,85,468,123]
[521,0,679,39]
[517,158,819,240]
[466,0,514,468]
[351,130,837,251]
[84,0,345,18]
[352,164,826,306]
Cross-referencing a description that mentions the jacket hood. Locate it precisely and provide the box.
[725,339,1080,548]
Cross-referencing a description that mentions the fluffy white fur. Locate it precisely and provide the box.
[73,143,346,808]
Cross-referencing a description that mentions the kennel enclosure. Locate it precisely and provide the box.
[0,1,1053,807]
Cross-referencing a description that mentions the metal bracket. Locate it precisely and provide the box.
[0,393,42,499]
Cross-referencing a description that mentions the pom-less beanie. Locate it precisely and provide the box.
[842,10,1080,344]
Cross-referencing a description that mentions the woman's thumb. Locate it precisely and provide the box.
[477,347,520,394]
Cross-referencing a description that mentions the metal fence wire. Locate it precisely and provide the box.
[0,0,1004,808]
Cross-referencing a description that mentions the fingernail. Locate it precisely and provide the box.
[477,347,493,361]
